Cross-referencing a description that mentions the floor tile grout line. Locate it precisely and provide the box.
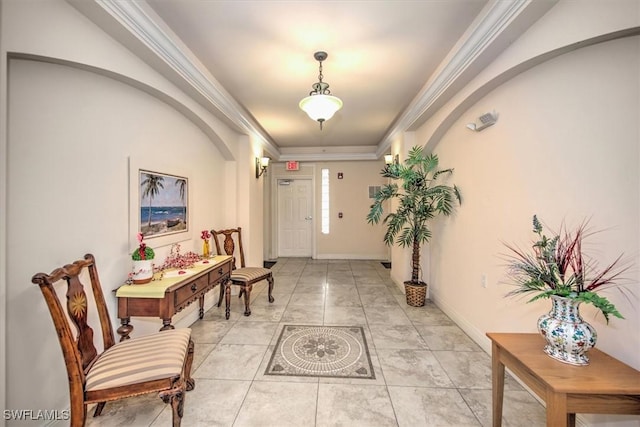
[119,257,547,426]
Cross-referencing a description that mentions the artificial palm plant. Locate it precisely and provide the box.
[367,146,461,295]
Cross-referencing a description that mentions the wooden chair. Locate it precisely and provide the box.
[31,254,195,427]
[211,227,274,319]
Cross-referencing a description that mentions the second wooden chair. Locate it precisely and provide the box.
[211,227,274,319]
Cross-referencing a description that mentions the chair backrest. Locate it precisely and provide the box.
[211,227,246,269]
[31,254,116,390]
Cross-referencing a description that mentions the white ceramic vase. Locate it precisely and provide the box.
[132,260,154,284]
[537,295,597,366]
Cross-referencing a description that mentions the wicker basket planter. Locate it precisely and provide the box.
[404,281,427,307]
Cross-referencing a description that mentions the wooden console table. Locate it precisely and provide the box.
[487,332,640,427]
[115,255,232,340]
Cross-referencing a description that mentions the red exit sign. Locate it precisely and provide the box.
[286,161,300,171]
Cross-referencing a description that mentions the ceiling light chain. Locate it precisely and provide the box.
[299,51,343,130]
[310,59,331,98]
[317,59,324,85]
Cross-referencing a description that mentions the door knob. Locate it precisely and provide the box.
[305,216,313,220]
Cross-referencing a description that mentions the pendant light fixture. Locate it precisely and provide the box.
[299,51,343,130]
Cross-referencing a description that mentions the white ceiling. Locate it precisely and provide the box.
[70,0,555,160]
[146,0,488,151]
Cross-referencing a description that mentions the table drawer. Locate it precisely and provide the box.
[174,275,209,307]
[209,263,231,284]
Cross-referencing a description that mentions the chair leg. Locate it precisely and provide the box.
[267,275,275,303]
[69,390,87,427]
[216,282,224,307]
[225,280,231,320]
[160,385,185,427]
[242,284,252,316]
[92,402,106,417]
[185,339,196,391]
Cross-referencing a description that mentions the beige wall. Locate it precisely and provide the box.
[5,57,230,424]
[0,0,260,421]
[416,28,640,427]
[267,161,388,260]
[230,134,266,267]
[316,161,388,259]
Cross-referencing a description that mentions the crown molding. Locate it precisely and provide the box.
[278,145,380,162]
[380,0,550,151]
[76,0,549,160]
[278,152,379,162]
[88,0,279,156]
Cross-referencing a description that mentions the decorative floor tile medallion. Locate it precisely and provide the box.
[265,325,375,379]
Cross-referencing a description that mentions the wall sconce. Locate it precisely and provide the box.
[466,111,498,132]
[384,154,399,165]
[255,157,270,178]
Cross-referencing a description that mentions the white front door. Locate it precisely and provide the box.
[277,179,313,257]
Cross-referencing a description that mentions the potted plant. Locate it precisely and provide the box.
[367,145,461,306]
[503,215,631,365]
[131,232,155,284]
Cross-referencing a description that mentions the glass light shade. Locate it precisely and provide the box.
[384,154,393,165]
[256,156,270,178]
[299,94,343,122]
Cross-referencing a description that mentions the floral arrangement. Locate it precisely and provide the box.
[503,215,631,322]
[201,230,211,258]
[131,232,155,260]
[156,244,201,272]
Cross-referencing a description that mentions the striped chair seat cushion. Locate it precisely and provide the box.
[85,328,191,391]
[230,267,271,283]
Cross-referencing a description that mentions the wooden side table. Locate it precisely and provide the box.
[487,333,640,427]
[115,255,232,340]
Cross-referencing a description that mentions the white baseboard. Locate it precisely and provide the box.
[429,289,491,353]
[314,253,387,260]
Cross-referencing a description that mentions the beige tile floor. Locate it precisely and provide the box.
[87,258,545,427]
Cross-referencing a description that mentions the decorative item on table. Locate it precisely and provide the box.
[131,232,155,284]
[503,215,632,366]
[156,244,201,279]
[366,145,461,307]
[201,230,211,258]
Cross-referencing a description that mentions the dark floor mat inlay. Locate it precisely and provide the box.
[265,325,375,379]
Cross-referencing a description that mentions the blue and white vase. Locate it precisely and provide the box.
[537,295,597,366]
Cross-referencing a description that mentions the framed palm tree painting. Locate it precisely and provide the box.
[128,156,193,249]
[138,169,188,238]
[129,157,191,251]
